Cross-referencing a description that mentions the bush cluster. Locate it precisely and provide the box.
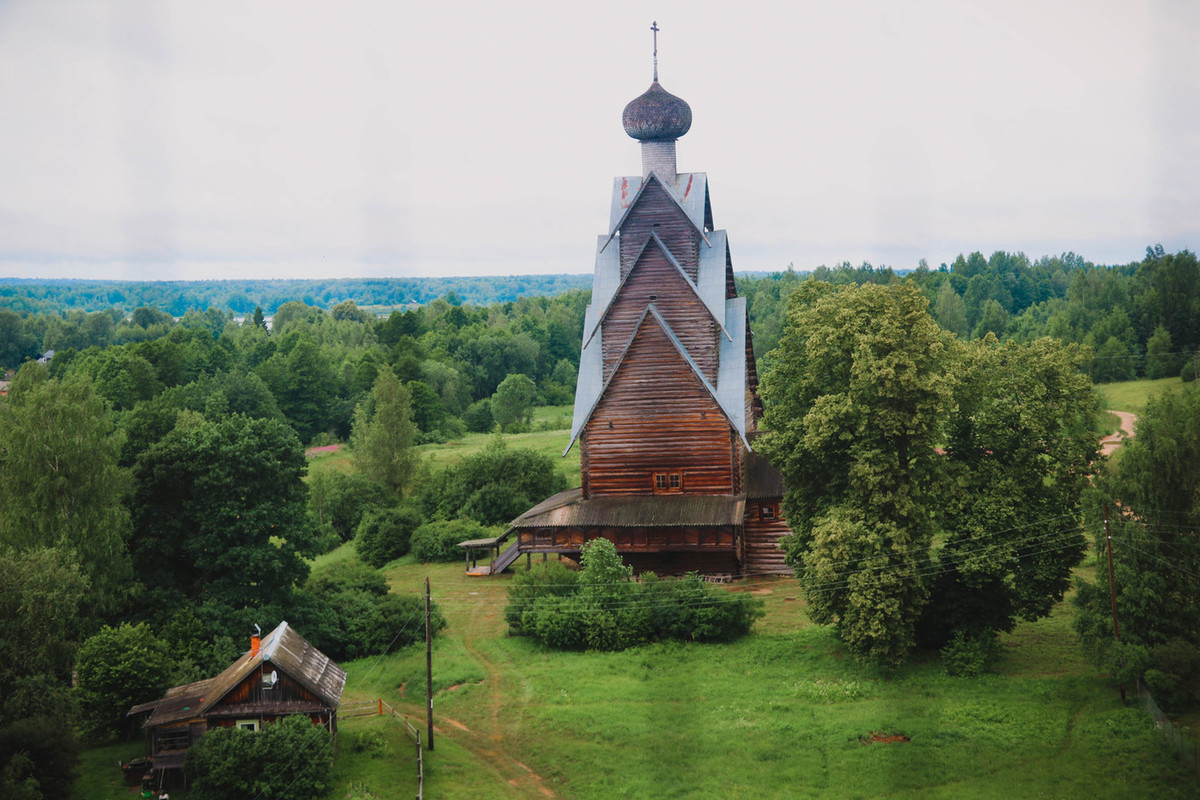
[186,714,331,800]
[355,505,424,568]
[505,539,764,651]
[941,630,1001,677]
[410,519,494,563]
[299,560,444,660]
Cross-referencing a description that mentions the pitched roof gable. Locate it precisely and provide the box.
[130,622,346,727]
[601,172,711,254]
[565,304,750,455]
[583,231,730,348]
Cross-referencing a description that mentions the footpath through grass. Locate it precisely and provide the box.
[325,556,1196,799]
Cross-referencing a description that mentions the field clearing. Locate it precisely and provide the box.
[314,552,1196,799]
[1097,377,1189,413]
[306,404,581,489]
[76,406,1196,798]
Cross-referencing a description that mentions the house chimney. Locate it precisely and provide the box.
[250,624,262,657]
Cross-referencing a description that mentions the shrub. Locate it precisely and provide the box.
[507,540,764,651]
[355,505,424,568]
[308,471,388,541]
[424,438,567,525]
[942,630,1001,677]
[410,519,492,563]
[504,560,578,633]
[299,560,442,660]
[1145,639,1200,711]
[305,559,388,598]
[186,714,332,800]
[1183,359,1196,383]
[462,399,494,432]
[75,623,175,740]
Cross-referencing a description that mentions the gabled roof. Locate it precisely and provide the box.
[602,171,710,253]
[511,487,746,529]
[583,231,730,348]
[129,622,346,728]
[565,304,750,455]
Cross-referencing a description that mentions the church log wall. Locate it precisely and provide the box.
[600,248,718,383]
[585,322,735,496]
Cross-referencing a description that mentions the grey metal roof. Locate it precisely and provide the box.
[565,304,750,455]
[512,487,746,529]
[129,622,346,728]
[717,296,748,438]
[583,231,729,348]
[743,449,785,499]
[605,172,711,248]
[697,230,729,326]
[569,300,604,445]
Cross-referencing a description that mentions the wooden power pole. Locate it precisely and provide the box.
[1103,503,1125,702]
[425,576,434,751]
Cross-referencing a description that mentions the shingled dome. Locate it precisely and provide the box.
[622,82,692,141]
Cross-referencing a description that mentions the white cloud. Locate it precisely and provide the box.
[0,0,1195,280]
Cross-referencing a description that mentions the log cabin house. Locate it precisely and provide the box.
[127,622,345,787]
[502,58,793,578]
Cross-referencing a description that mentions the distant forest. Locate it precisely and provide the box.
[0,273,593,316]
[1,245,1197,386]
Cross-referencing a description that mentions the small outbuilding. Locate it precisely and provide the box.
[127,621,345,787]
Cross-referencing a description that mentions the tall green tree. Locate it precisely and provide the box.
[759,283,953,666]
[130,414,319,614]
[0,365,131,613]
[491,372,538,431]
[922,337,1097,645]
[1143,325,1177,379]
[1075,385,1200,705]
[933,280,969,338]
[350,366,416,497]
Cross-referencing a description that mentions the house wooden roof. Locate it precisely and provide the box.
[129,622,346,728]
[511,487,745,529]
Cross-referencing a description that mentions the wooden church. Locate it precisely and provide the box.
[505,45,791,577]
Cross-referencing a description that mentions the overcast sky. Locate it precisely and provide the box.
[1,0,1197,281]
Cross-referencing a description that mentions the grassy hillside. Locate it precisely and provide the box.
[1097,377,1190,413]
[77,409,1195,799]
[316,556,1194,799]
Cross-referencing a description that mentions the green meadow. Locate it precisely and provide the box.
[75,401,1196,799]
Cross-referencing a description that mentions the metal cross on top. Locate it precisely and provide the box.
[651,20,659,81]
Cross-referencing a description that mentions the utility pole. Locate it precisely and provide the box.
[425,576,434,751]
[1103,502,1125,702]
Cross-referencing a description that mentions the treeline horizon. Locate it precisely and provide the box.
[1,244,1197,386]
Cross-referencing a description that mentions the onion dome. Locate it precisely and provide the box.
[622,82,692,141]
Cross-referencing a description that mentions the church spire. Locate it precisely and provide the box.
[651,20,659,82]
[622,22,691,182]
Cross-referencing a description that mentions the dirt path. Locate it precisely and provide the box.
[394,593,557,798]
[1100,410,1137,456]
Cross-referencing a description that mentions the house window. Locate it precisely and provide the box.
[653,472,683,493]
[760,505,776,520]
[236,720,259,732]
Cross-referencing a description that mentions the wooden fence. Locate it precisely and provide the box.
[1136,680,1199,780]
[340,699,424,799]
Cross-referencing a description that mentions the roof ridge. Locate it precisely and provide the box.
[564,305,749,455]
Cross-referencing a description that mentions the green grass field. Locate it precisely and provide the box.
[75,405,1196,798]
[316,556,1194,799]
[306,404,581,489]
[1097,377,1190,414]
